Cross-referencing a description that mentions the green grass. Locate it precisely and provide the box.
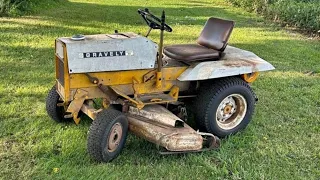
[0,0,319,179]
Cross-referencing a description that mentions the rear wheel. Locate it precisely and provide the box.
[46,85,71,123]
[87,109,128,162]
[195,77,255,137]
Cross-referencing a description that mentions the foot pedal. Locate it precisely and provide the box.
[138,93,175,104]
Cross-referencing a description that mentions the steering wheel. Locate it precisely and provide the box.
[138,8,172,32]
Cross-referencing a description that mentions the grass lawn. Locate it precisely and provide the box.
[0,0,319,179]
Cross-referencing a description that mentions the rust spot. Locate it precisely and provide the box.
[223,60,250,67]
[242,59,259,72]
[223,59,259,72]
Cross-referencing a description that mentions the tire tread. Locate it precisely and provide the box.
[46,86,66,122]
[87,109,127,162]
[195,77,255,137]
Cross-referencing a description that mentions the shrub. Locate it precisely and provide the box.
[268,0,320,31]
[227,0,320,32]
[227,0,271,13]
[0,0,29,16]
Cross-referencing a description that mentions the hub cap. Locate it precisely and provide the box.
[216,94,247,130]
[107,123,123,152]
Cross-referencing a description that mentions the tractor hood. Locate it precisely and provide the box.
[56,33,158,73]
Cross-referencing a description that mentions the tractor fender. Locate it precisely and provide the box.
[177,46,275,81]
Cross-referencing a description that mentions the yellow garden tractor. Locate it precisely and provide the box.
[46,8,274,162]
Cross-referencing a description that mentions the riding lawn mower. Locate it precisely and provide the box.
[46,8,275,162]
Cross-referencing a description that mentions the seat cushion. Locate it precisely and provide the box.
[164,44,220,62]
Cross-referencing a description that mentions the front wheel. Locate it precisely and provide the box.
[195,77,256,138]
[87,109,128,163]
[46,85,71,123]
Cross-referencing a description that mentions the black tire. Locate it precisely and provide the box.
[87,109,128,163]
[195,77,255,138]
[46,85,71,123]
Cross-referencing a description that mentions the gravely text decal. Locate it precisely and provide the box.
[82,51,126,58]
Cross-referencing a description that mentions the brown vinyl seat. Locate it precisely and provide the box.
[164,17,235,62]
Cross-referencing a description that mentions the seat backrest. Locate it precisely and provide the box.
[197,17,234,52]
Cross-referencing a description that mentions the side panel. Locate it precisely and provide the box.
[63,35,158,73]
[55,40,64,59]
[68,80,190,101]
[55,40,71,101]
[177,46,275,81]
[69,66,188,88]
[56,80,65,100]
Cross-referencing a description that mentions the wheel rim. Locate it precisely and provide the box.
[107,123,123,152]
[215,94,247,130]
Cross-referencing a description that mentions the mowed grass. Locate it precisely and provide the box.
[0,0,320,179]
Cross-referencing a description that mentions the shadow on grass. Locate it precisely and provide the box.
[0,1,266,44]
[34,1,263,29]
[0,45,54,86]
[0,21,96,44]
